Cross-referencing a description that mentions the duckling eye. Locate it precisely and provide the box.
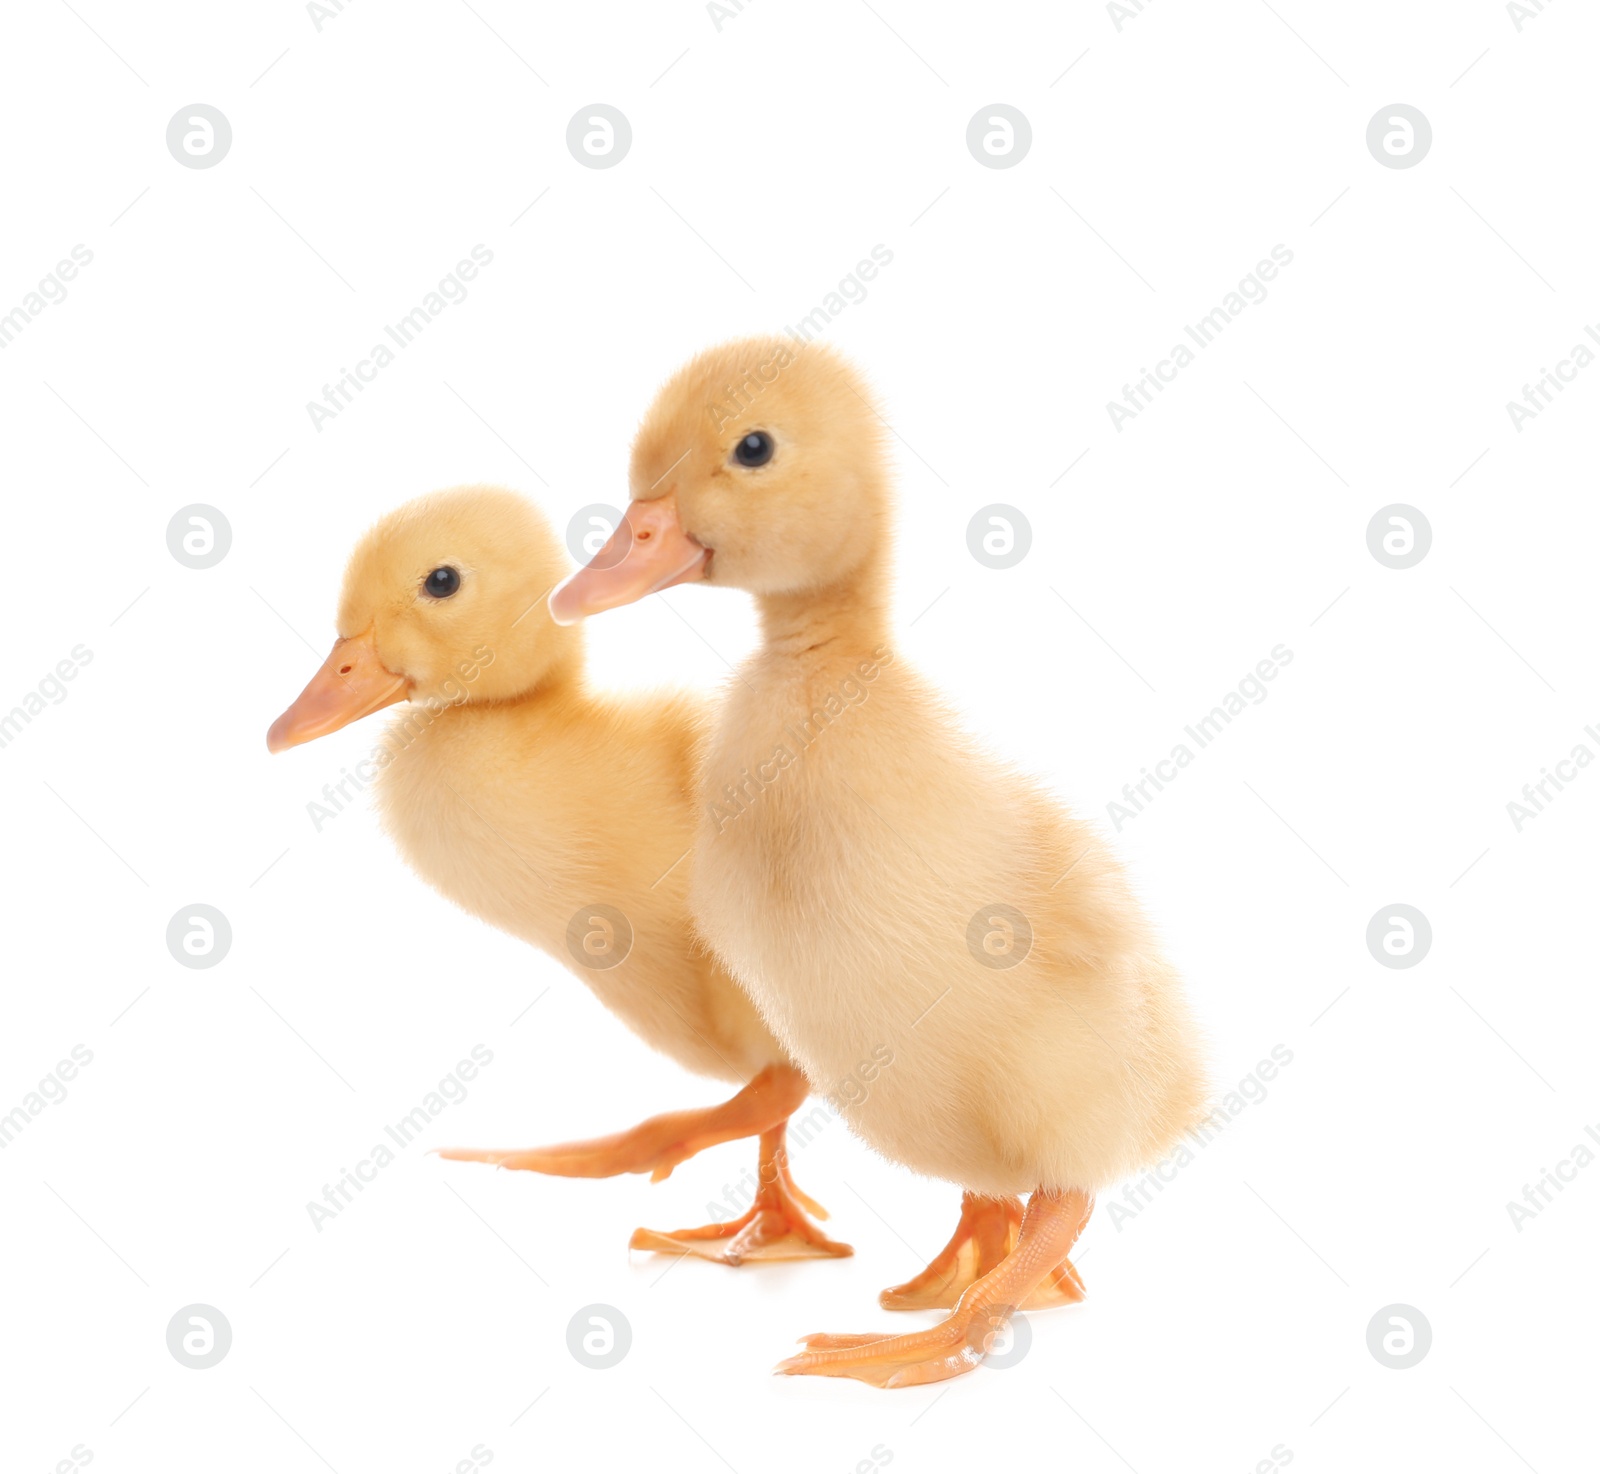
[423,566,461,598]
[733,431,774,468]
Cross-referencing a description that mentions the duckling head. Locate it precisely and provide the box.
[550,336,891,622]
[268,485,580,752]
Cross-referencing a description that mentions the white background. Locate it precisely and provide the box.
[2,1,1596,1470]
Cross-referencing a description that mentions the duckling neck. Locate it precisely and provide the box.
[758,577,890,661]
[387,661,590,772]
[372,665,600,892]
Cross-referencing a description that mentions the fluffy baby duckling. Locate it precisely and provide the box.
[267,485,850,1264]
[551,341,1209,1385]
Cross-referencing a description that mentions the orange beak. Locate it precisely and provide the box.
[548,494,709,625]
[266,629,410,753]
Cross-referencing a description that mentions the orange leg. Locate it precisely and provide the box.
[778,1187,1092,1388]
[437,1062,807,1182]
[437,1063,851,1262]
[879,1191,1085,1311]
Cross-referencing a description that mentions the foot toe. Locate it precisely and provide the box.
[796,1332,885,1350]
[776,1339,983,1387]
[1019,1258,1087,1308]
[878,1280,961,1312]
[776,1323,976,1384]
[433,1146,512,1165]
[630,1217,853,1265]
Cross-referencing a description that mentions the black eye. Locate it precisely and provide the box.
[424,566,460,598]
[733,431,773,467]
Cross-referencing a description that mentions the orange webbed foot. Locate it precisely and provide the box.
[777,1314,998,1388]
[778,1188,1093,1388]
[631,1124,852,1264]
[436,1065,853,1264]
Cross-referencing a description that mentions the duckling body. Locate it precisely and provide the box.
[551,338,1209,1382]
[267,485,850,1262]
[375,680,772,1082]
[696,605,1206,1198]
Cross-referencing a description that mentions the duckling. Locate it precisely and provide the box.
[266,485,850,1265]
[549,340,1209,1386]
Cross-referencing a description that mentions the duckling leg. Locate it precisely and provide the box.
[630,1122,854,1263]
[437,1062,807,1183]
[877,1192,1019,1310]
[879,1192,1086,1311]
[777,1187,1092,1388]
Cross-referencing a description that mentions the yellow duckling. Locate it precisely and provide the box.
[551,341,1209,1386]
[266,485,850,1265]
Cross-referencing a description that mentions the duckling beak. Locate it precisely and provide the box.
[266,629,410,753]
[548,494,708,625]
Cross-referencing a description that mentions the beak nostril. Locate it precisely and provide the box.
[339,665,353,675]
[637,529,653,542]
